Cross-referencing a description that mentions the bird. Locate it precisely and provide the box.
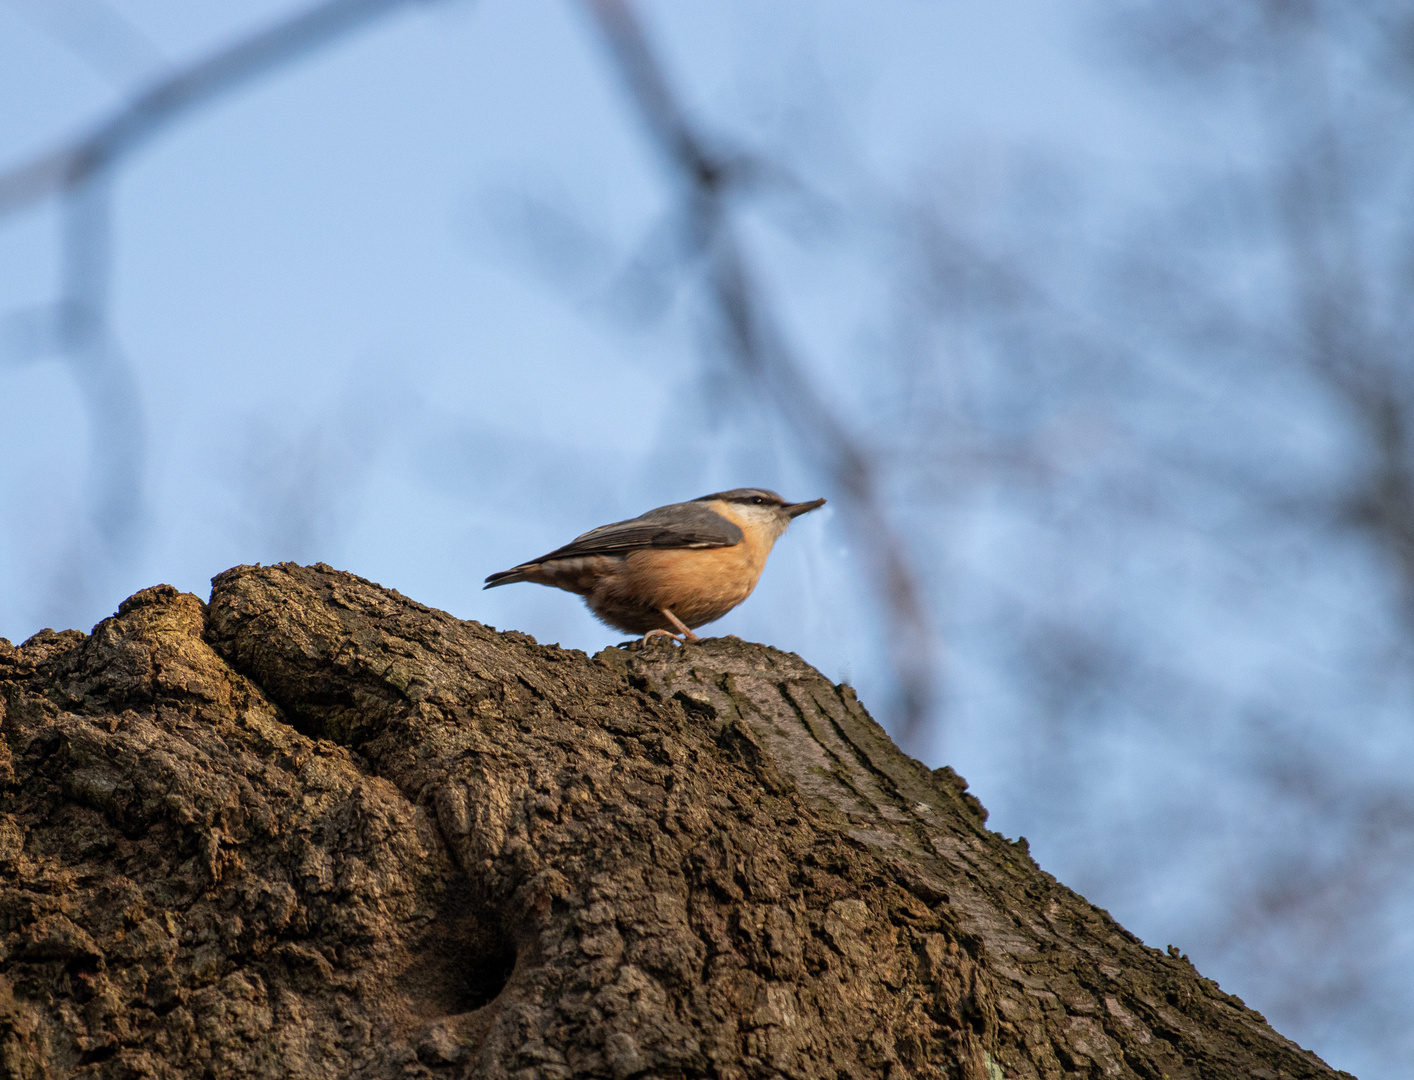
[484,488,826,644]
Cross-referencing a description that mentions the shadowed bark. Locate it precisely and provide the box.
[0,563,1348,1078]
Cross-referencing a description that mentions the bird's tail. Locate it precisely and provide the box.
[483,565,535,589]
[484,556,606,594]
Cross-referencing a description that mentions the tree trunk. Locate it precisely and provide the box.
[0,563,1348,1079]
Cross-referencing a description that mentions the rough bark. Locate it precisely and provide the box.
[0,563,1349,1079]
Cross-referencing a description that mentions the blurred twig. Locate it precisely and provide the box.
[3,0,167,86]
[0,0,450,612]
[0,0,443,216]
[583,0,938,741]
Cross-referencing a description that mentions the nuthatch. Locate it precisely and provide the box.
[485,489,826,644]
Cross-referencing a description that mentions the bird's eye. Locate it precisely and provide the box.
[751,496,764,505]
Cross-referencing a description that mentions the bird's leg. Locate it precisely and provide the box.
[659,607,700,642]
[640,629,682,647]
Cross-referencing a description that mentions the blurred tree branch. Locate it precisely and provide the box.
[584,0,939,741]
[0,0,452,614]
[0,0,445,216]
[870,1,1414,1061]
[3,0,167,87]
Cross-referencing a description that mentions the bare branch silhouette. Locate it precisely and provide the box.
[860,3,1414,1065]
[4,0,167,86]
[0,0,446,217]
[0,0,453,617]
[583,0,939,741]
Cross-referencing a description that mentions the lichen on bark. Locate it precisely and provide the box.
[0,563,1349,1079]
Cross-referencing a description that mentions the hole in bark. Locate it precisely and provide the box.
[402,885,519,1019]
[78,1046,118,1067]
[433,923,517,1013]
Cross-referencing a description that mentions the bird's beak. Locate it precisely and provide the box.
[786,497,826,518]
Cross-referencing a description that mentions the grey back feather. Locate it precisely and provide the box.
[530,501,742,563]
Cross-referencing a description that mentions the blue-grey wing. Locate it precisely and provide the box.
[535,501,742,561]
[483,501,743,587]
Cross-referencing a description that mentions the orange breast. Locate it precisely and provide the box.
[609,501,776,628]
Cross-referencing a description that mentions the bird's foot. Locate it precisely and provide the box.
[641,629,684,647]
[657,607,700,643]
